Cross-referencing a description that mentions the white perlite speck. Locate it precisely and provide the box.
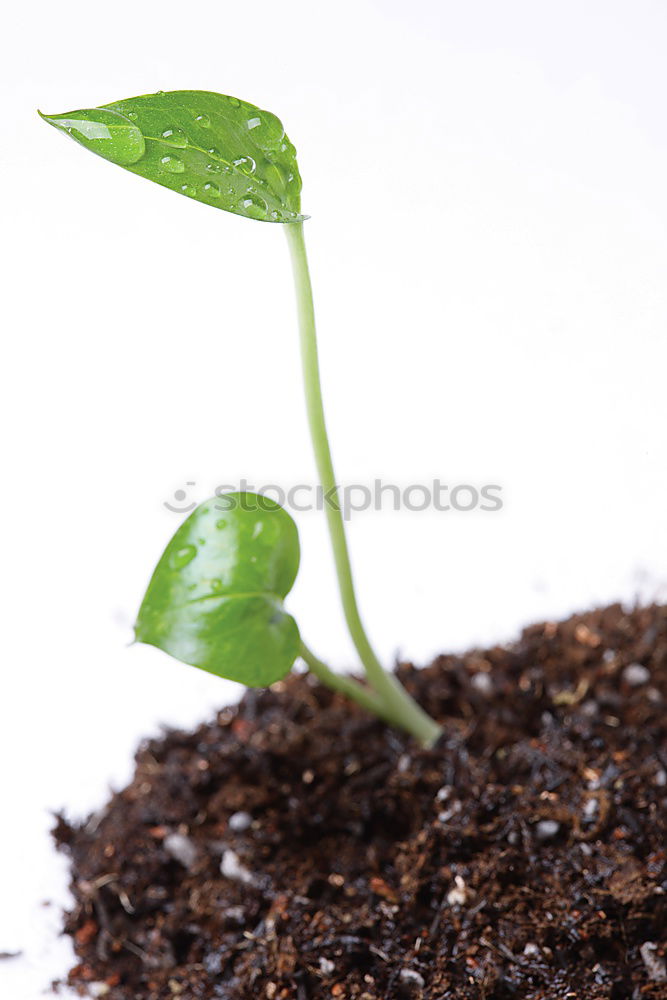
[89,985,111,998]
[640,942,667,982]
[438,800,462,824]
[622,662,650,686]
[319,957,335,975]
[447,875,468,906]
[220,849,256,885]
[228,811,253,832]
[164,833,197,871]
[583,797,598,820]
[470,672,493,695]
[399,968,425,989]
[535,820,560,840]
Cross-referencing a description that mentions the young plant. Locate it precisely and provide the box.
[40,90,442,746]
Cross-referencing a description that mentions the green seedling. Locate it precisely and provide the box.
[40,90,442,746]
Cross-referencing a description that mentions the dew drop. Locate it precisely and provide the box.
[47,110,146,166]
[216,519,227,530]
[195,113,211,128]
[210,578,223,592]
[252,522,264,539]
[180,182,197,196]
[233,155,256,174]
[206,161,222,173]
[237,193,268,219]
[204,182,220,198]
[228,96,241,108]
[161,128,188,148]
[160,154,185,173]
[247,111,285,151]
[170,544,197,569]
[270,210,282,221]
[128,112,138,121]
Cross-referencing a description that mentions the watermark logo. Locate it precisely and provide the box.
[164,481,198,514]
[163,480,504,520]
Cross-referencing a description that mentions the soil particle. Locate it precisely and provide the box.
[55,603,667,998]
[163,834,197,872]
[641,942,667,982]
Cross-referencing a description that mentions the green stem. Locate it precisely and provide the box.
[299,641,401,728]
[285,222,442,747]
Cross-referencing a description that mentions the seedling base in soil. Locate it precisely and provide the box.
[55,602,667,999]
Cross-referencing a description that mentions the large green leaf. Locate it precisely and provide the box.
[39,90,306,223]
[135,493,301,686]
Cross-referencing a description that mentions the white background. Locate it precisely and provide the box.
[2,1,666,996]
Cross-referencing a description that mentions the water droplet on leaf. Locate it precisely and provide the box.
[195,113,211,128]
[43,109,146,166]
[210,578,223,592]
[248,110,285,151]
[161,128,188,147]
[204,182,220,198]
[160,154,185,173]
[216,519,227,530]
[237,193,268,219]
[170,544,197,569]
[228,96,241,108]
[181,182,196,196]
[233,155,256,174]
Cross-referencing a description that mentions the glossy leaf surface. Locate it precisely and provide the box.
[40,90,305,223]
[135,493,301,686]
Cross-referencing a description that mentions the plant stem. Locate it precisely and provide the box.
[299,641,401,728]
[284,222,442,747]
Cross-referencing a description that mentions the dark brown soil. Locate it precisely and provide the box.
[55,603,667,999]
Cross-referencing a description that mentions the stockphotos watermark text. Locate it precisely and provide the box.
[164,480,504,520]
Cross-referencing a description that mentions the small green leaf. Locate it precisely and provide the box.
[135,493,301,686]
[39,90,306,224]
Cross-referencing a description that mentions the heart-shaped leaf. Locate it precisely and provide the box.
[135,493,301,686]
[40,90,306,224]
